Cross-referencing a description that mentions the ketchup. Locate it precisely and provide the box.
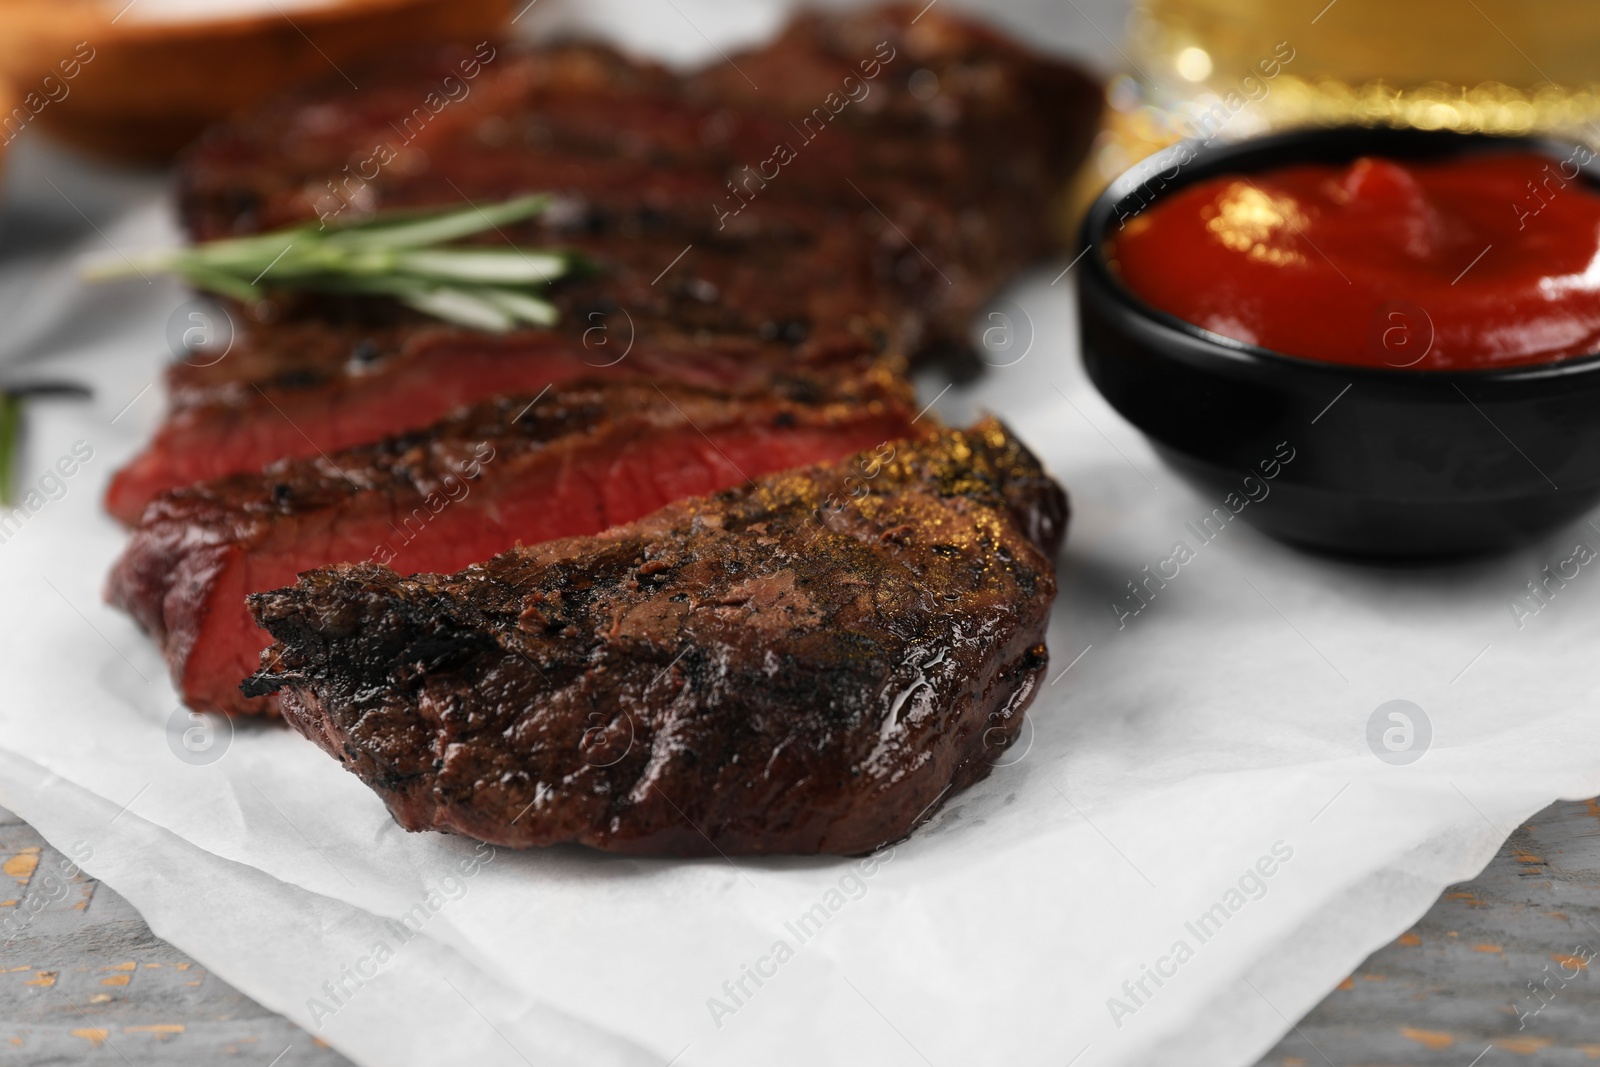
[1109,150,1600,370]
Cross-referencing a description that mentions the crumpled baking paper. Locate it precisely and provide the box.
[5,2,1600,1064]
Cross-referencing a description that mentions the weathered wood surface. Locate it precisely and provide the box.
[6,798,1599,1064]
[1254,798,1600,1066]
[0,805,349,1065]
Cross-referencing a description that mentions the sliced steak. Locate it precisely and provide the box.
[109,378,918,716]
[173,5,1102,366]
[114,6,1096,521]
[105,327,888,524]
[245,421,1067,855]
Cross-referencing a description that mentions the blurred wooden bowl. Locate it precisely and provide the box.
[0,0,514,163]
[0,75,13,175]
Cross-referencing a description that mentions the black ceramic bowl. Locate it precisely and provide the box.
[1078,125,1600,558]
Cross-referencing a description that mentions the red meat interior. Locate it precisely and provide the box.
[186,414,916,713]
[105,339,766,524]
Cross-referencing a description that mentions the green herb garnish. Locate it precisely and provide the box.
[0,391,19,507]
[87,194,578,332]
[0,383,93,507]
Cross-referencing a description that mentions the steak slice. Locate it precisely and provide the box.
[245,421,1067,855]
[180,14,1097,244]
[113,5,1098,521]
[109,378,917,716]
[173,6,1101,368]
[105,326,888,524]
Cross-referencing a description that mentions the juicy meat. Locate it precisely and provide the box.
[114,4,1097,520]
[245,421,1067,855]
[105,326,888,524]
[172,4,1102,365]
[108,378,917,716]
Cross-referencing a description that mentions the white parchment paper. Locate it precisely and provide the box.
[4,3,1600,1065]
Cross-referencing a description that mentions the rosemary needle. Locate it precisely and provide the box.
[0,383,93,508]
[86,194,580,332]
[0,391,18,507]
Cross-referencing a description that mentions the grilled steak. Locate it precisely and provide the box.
[245,421,1067,855]
[112,5,1096,520]
[169,4,1100,362]
[109,377,917,716]
[105,326,888,524]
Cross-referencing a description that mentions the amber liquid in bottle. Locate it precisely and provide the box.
[1080,0,1600,192]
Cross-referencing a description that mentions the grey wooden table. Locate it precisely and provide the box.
[1255,797,1600,1066]
[3,801,1598,1065]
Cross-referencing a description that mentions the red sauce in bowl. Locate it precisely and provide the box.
[1109,150,1600,370]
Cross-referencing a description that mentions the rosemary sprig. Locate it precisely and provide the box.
[86,194,579,332]
[0,383,93,508]
[0,391,19,508]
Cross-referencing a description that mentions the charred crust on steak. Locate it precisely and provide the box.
[171,5,1100,372]
[114,5,1098,518]
[245,421,1066,856]
[107,375,919,716]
